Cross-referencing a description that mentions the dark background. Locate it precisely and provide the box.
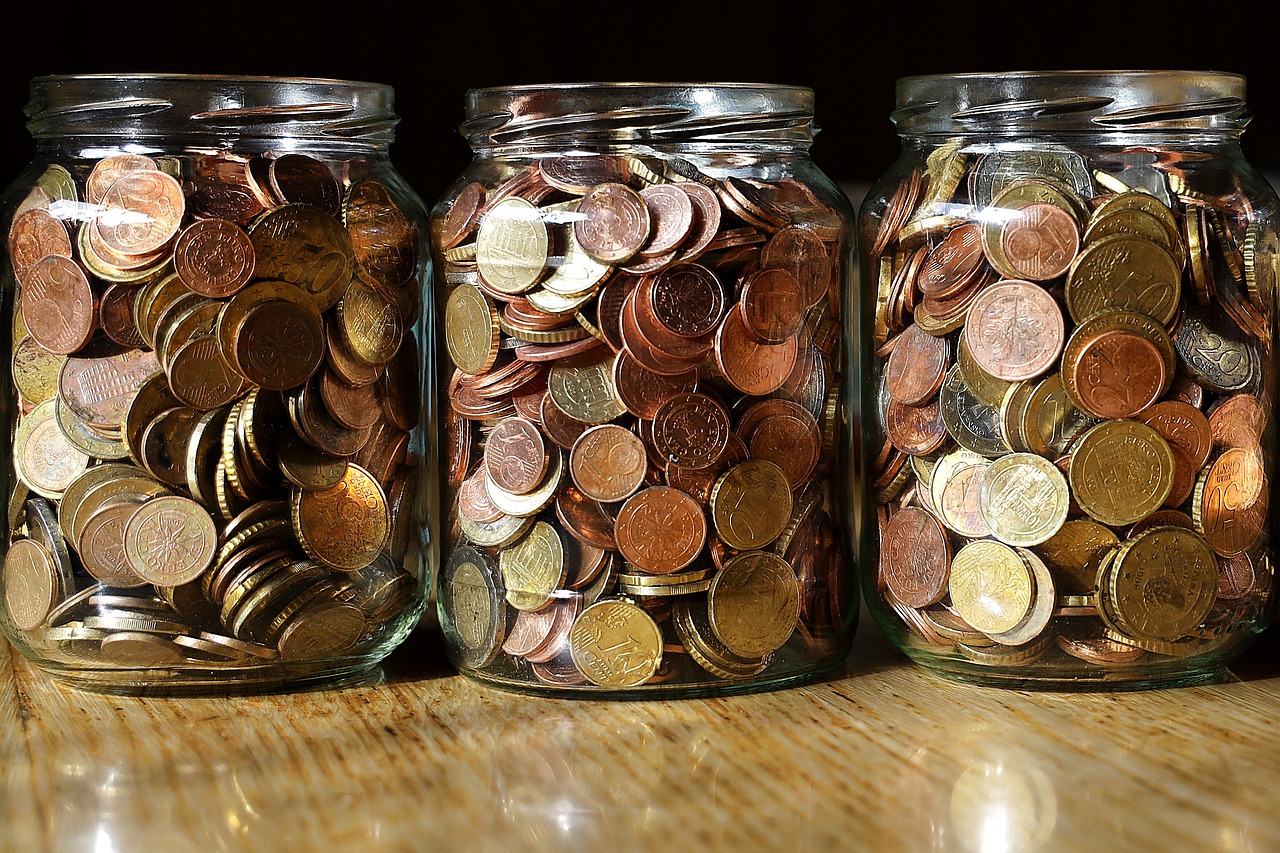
[4,4,1280,207]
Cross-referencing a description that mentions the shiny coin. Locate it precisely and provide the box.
[709,460,793,551]
[1108,525,1218,642]
[948,539,1035,636]
[291,464,389,571]
[569,598,662,687]
[978,452,1069,547]
[122,495,218,587]
[2,539,64,631]
[498,520,565,612]
[708,550,800,659]
[1069,420,1175,527]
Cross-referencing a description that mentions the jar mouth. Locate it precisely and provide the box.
[461,82,816,145]
[25,73,399,145]
[893,70,1249,134]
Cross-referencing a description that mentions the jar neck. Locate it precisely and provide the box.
[25,74,400,155]
[892,70,1250,137]
[461,82,818,149]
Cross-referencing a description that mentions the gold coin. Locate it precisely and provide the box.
[476,197,549,295]
[709,460,793,551]
[12,336,65,405]
[1069,420,1175,527]
[527,286,598,316]
[1242,221,1278,310]
[672,598,769,679]
[1018,373,1096,458]
[498,520,565,612]
[1035,519,1118,595]
[998,381,1036,453]
[458,511,536,549]
[977,452,1069,547]
[14,400,90,500]
[986,547,1056,647]
[707,551,800,658]
[1089,190,1179,244]
[1065,234,1181,325]
[539,213,611,297]
[569,598,662,687]
[444,284,500,375]
[547,350,626,424]
[1108,525,1218,642]
[291,464,390,571]
[249,204,355,310]
[1083,208,1184,268]
[948,539,1034,636]
[337,278,403,367]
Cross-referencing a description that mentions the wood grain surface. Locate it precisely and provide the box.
[2,608,1278,853]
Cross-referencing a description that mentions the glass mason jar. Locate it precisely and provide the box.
[430,83,856,696]
[0,75,435,693]
[859,70,1279,689]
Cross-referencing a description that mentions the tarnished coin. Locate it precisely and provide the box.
[1036,519,1117,595]
[123,495,218,587]
[569,424,647,503]
[97,169,186,255]
[709,460,793,551]
[173,218,255,298]
[291,464,389,571]
[651,392,730,470]
[250,204,356,310]
[1066,234,1180,325]
[344,178,419,288]
[12,336,65,405]
[707,551,800,659]
[880,506,950,608]
[615,487,706,574]
[569,598,662,687]
[713,304,798,396]
[1069,420,1175,527]
[1108,526,1218,642]
[276,601,367,660]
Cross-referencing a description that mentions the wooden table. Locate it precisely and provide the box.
[3,608,1277,853]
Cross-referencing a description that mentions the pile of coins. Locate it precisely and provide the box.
[867,140,1276,674]
[435,152,851,689]
[2,151,422,675]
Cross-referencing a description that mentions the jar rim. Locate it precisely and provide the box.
[893,69,1249,134]
[29,72,394,92]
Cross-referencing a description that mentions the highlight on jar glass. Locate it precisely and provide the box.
[0,74,435,693]
[431,82,856,696]
[858,70,1279,689]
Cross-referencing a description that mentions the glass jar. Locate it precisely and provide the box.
[430,82,856,696]
[859,70,1279,689]
[0,74,435,693]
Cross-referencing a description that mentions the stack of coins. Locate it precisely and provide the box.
[434,152,852,689]
[867,141,1276,673]
[2,152,423,674]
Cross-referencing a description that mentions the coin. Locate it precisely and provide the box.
[12,336,65,406]
[2,539,64,631]
[291,464,389,571]
[249,204,355,310]
[231,297,325,390]
[569,424,647,503]
[337,279,403,367]
[1108,525,1218,642]
[709,460,793,551]
[999,202,1080,281]
[476,196,549,294]
[547,350,626,424]
[948,539,1035,636]
[707,551,800,659]
[22,256,97,355]
[173,218,255,298]
[885,323,948,405]
[1069,420,1175,527]
[122,495,218,587]
[978,452,1069,547]
[1194,448,1269,557]
[880,506,950,608]
[574,183,651,263]
[97,169,186,255]
[615,487,706,574]
[569,598,662,687]
[8,208,72,283]
[1036,519,1117,595]
[499,520,565,611]
[963,281,1064,382]
[485,417,549,495]
[14,400,90,500]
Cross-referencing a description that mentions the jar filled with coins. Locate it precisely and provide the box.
[0,75,433,692]
[431,83,856,695]
[860,70,1279,688]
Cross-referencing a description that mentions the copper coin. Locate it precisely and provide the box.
[611,350,698,421]
[614,486,706,574]
[60,347,160,431]
[675,181,722,261]
[917,223,985,296]
[502,601,563,658]
[760,225,833,307]
[187,157,266,224]
[484,417,549,495]
[1165,445,1197,508]
[173,218,256,298]
[638,184,694,257]
[884,323,948,405]
[8,208,72,283]
[458,466,504,524]
[569,424,647,503]
[999,202,1080,281]
[1055,634,1145,665]
[326,320,382,387]
[293,379,372,458]
[555,484,616,551]
[1128,509,1196,537]
[22,256,96,355]
[619,289,706,376]
[1198,448,1268,557]
[85,154,156,205]
[97,170,185,255]
[885,396,948,457]
[344,179,419,288]
[167,335,246,411]
[1217,552,1258,601]
[740,267,805,344]
[268,154,340,215]
[880,506,950,609]
[646,262,726,338]
[563,534,609,590]
[574,182,650,263]
[99,284,146,349]
[232,298,326,391]
[594,273,639,352]
[719,176,789,232]
[1139,400,1213,470]
[539,154,631,194]
[963,280,1064,382]
[713,304,798,396]
[439,181,486,250]
[276,430,348,491]
[651,392,731,470]
[319,369,382,431]
[1208,394,1266,452]
[628,283,713,362]
[1068,329,1165,419]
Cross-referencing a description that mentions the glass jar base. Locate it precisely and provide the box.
[906,654,1232,693]
[33,659,385,697]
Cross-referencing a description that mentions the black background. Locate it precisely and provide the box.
[3,4,1280,207]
